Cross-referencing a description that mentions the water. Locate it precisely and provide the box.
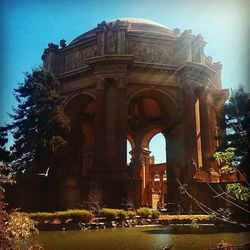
[33,227,250,250]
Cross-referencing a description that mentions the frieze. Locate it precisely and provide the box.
[64,45,97,71]
[94,64,127,74]
[131,41,172,64]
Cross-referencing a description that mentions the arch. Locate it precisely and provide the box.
[64,91,96,108]
[140,125,165,149]
[127,87,178,110]
[148,132,166,164]
[127,133,136,149]
[64,93,96,123]
[127,88,179,125]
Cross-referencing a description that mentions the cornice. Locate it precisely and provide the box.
[132,61,177,73]
[57,65,93,82]
[86,55,134,66]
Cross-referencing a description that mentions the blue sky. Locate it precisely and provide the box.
[1,0,249,163]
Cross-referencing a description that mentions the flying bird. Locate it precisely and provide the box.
[37,167,50,177]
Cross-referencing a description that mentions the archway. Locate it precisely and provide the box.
[149,133,166,164]
[127,88,178,208]
[127,140,132,165]
[64,93,96,176]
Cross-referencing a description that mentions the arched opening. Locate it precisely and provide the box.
[127,139,132,165]
[148,132,166,164]
[64,94,96,176]
[127,89,178,209]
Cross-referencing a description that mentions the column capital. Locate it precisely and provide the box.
[179,66,209,90]
[162,118,182,138]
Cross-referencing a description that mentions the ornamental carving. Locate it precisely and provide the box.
[131,41,172,64]
[105,29,117,54]
[65,45,97,71]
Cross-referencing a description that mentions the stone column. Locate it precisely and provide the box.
[130,147,151,206]
[93,78,106,170]
[183,86,198,164]
[115,77,127,169]
[199,91,212,171]
[163,122,184,206]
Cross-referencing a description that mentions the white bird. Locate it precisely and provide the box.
[37,167,50,177]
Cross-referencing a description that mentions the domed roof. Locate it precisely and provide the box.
[108,18,171,32]
[70,18,174,45]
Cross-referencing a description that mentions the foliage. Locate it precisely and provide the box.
[219,165,236,175]
[120,198,135,211]
[226,183,250,202]
[126,210,136,219]
[0,161,15,250]
[136,207,152,218]
[99,208,136,221]
[6,212,38,240]
[26,209,93,223]
[217,87,250,179]
[217,240,232,248]
[213,148,237,175]
[99,208,121,220]
[191,219,199,229]
[7,68,70,173]
[214,147,236,166]
[82,191,103,214]
[0,127,11,163]
[151,210,160,219]
[117,210,128,221]
[0,162,41,250]
[159,214,212,221]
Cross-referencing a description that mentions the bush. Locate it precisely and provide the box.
[151,210,160,219]
[27,209,93,223]
[136,207,152,218]
[28,212,55,223]
[117,210,127,221]
[99,208,131,221]
[99,208,119,220]
[126,210,136,219]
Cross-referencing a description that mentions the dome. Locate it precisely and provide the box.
[108,18,171,33]
[70,18,174,45]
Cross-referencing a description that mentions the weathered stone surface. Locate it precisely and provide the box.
[15,18,228,212]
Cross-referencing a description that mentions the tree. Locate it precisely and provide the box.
[0,127,11,163]
[8,68,70,174]
[217,87,250,179]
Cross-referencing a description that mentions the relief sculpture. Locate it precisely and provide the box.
[106,29,117,53]
[131,41,172,64]
[65,45,97,71]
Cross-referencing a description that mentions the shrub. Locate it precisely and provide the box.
[99,208,131,221]
[117,210,127,221]
[126,210,136,219]
[28,212,55,223]
[99,208,119,220]
[136,207,152,218]
[27,209,93,223]
[151,210,160,219]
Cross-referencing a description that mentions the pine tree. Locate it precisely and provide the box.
[217,87,250,178]
[0,127,10,163]
[8,68,70,174]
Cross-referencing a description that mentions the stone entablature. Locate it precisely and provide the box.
[42,18,222,89]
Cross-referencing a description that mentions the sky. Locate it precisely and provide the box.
[0,0,249,163]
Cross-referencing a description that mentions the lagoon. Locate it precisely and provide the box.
[33,227,250,250]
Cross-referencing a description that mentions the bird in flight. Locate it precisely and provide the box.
[37,167,50,177]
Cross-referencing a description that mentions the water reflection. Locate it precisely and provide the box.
[34,227,250,250]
